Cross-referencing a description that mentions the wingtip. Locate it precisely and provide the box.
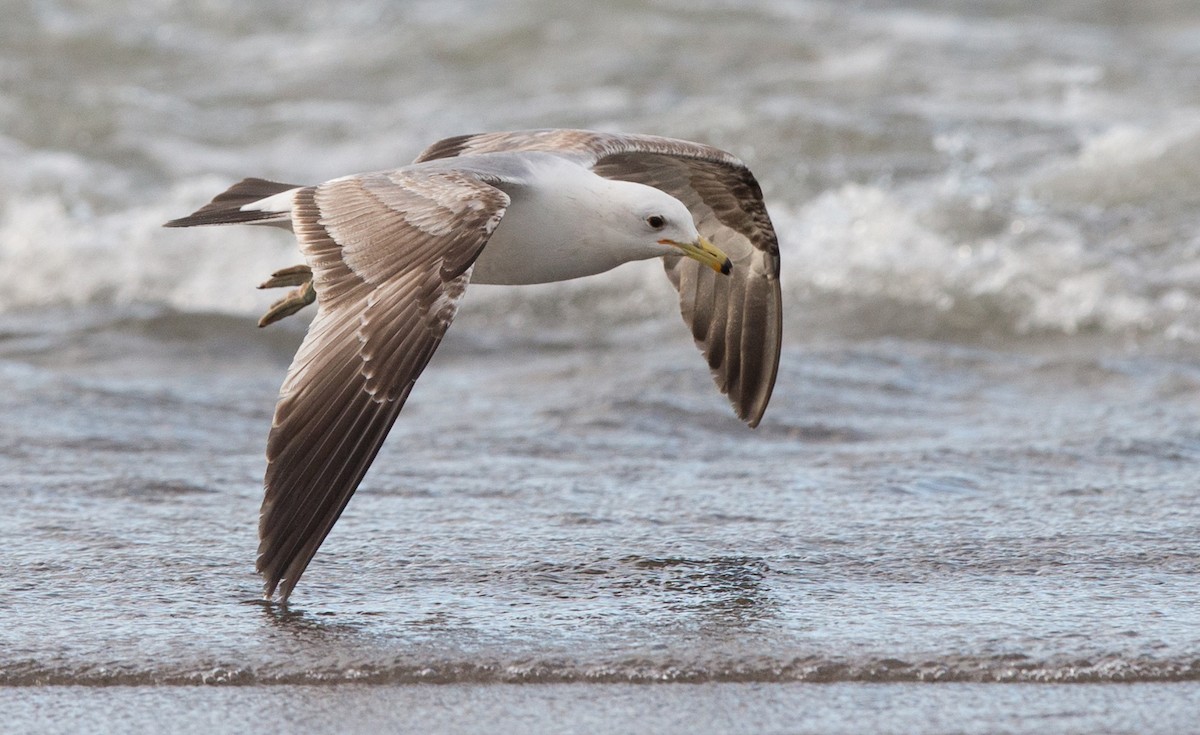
[261,573,292,604]
[742,402,767,429]
[260,573,277,601]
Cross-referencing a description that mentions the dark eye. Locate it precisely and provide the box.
[646,215,666,230]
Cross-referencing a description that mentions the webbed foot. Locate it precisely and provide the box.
[257,265,315,327]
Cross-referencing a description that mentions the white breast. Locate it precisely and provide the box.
[470,159,663,285]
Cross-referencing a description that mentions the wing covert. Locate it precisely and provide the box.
[418,129,782,426]
[258,173,508,601]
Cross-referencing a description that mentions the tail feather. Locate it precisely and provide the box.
[164,177,303,228]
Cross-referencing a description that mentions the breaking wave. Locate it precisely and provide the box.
[5,653,1197,686]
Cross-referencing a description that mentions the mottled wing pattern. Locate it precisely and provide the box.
[259,171,508,601]
[417,130,782,427]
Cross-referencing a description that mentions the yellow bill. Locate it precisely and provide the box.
[661,235,733,275]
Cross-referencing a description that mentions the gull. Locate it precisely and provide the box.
[166,129,782,602]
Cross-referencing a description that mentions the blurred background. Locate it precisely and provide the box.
[2,2,1199,731]
[2,0,1200,342]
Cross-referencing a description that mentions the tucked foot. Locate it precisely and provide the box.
[258,264,313,290]
[257,265,315,327]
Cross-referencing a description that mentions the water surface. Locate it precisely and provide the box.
[2,0,1198,732]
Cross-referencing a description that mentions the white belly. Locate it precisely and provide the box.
[466,158,668,285]
[470,203,642,285]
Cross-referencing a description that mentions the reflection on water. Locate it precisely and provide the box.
[615,556,778,627]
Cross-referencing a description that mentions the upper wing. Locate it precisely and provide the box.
[259,170,509,602]
[417,130,781,427]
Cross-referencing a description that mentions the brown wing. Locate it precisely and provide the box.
[259,171,508,602]
[417,130,781,427]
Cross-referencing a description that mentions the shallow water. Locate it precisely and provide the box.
[7,683,1200,735]
[2,0,1200,732]
[3,315,1198,690]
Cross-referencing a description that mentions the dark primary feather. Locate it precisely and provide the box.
[417,129,782,427]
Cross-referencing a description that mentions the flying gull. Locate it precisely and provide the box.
[165,129,782,602]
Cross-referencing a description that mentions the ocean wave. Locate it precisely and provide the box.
[5,79,1200,345]
[1,161,1196,347]
[4,654,1197,686]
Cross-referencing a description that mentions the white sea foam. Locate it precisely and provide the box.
[1033,117,1200,209]
[0,178,299,315]
[1,140,1196,343]
[3,0,1199,344]
[773,182,1161,338]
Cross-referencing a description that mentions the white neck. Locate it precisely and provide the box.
[470,159,660,285]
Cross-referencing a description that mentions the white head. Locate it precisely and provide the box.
[593,178,732,274]
[472,160,733,285]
